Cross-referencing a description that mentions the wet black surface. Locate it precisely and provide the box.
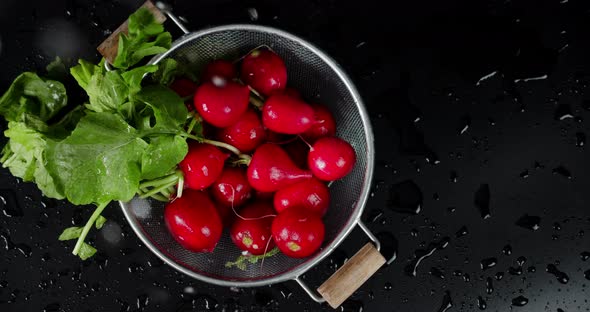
[2,0,590,311]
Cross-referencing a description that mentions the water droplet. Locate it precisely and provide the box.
[367,209,384,223]
[447,207,456,213]
[194,294,219,310]
[581,251,590,261]
[388,180,423,214]
[453,270,463,277]
[584,269,590,280]
[432,193,440,201]
[429,267,445,279]
[458,115,471,134]
[528,266,536,273]
[43,303,60,312]
[480,258,498,270]
[477,296,487,310]
[136,293,150,309]
[511,295,529,306]
[474,184,491,219]
[553,222,562,231]
[450,171,458,183]
[277,284,293,299]
[485,277,494,294]
[247,8,259,21]
[557,308,565,312]
[576,132,586,147]
[502,244,512,255]
[384,282,393,290]
[376,232,398,265]
[509,266,523,275]
[0,189,23,217]
[516,214,541,231]
[455,226,469,238]
[546,264,570,284]
[516,256,527,266]
[463,273,471,282]
[495,272,505,280]
[552,166,572,179]
[554,104,574,120]
[340,299,363,311]
[404,237,450,276]
[436,291,453,312]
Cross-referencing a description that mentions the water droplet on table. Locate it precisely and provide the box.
[502,244,512,255]
[480,258,497,270]
[376,232,398,265]
[581,251,590,261]
[519,170,529,179]
[384,282,393,291]
[584,269,590,280]
[458,114,471,134]
[515,214,541,231]
[516,256,527,266]
[404,237,450,276]
[576,132,586,147]
[495,272,505,280]
[474,184,491,219]
[527,266,536,273]
[554,104,574,120]
[388,180,422,214]
[455,226,469,238]
[436,291,452,312]
[477,296,487,310]
[552,166,572,179]
[429,267,445,279]
[485,277,494,294]
[511,295,529,307]
[546,264,569,284]
[449,170,458,183]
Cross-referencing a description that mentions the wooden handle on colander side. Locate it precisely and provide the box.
[97,0,167,64]
[317,242,386,309]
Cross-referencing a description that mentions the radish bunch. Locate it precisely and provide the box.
[163,49,356,260]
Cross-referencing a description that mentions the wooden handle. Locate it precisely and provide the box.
[317,242,386,309]
[96,0,167,64]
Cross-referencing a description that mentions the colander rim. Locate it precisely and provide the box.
[119,23,375,288]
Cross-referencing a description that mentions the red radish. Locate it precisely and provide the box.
[164,190,223,252]
[273,178,330,216]
[170,78,198,98]
[241,49,287,96]
[282,139,309,169]
[272,208,325,258]
[179,143,228,190]
[247,143,312,192]
[194,80,250,127]
[302,104,337,142]
[308,137,356,181]
[201,59,237,82]
[230,201,276,255]
[211,167,252,208]
[217,109,266,153]
[262,94,315,134]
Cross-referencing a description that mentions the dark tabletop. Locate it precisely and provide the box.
[2,0,590,311]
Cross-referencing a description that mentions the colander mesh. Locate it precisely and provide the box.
[121,27,370,284]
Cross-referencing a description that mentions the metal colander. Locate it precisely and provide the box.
[117,3,377,303]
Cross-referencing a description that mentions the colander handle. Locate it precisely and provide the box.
[97,1,189,71]
[294,220,391,309]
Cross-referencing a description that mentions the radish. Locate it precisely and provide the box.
[194,80,250,128]
[262,94,315,134]
[217,109,266,153]
[273,177,330,216]
[247,143,312,192]
[241,49,287,96]
[230,201,276,255]
[271,208,325,258]
[164,190,223,252]
[302,104,336,142]
[201,59,237,82]
[308,137,356,181]
[211,167,252,208]
[179,143,228,190]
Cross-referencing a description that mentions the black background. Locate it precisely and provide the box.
[1,0,590,311]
